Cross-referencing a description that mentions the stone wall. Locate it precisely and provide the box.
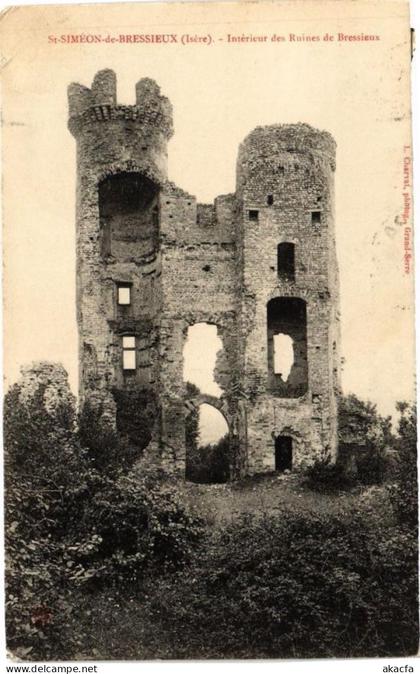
[69,72,341,479]
[236,124,340,470]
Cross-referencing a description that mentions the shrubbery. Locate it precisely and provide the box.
[4,366,418,660]
[5,364,203,659]
[143,509,418,658]
[186,434,230,484]
[305,397,418,501]
[338,393,393,449]
[303,448,353,492]
[338,393,393,485]
[355,445,389,485]
[388,402,418,530]
[305,394,408,491]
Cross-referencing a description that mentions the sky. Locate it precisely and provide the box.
[1,0,415,424]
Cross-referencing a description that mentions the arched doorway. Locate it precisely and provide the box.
[275,435,293,471]
[185,403,230,484]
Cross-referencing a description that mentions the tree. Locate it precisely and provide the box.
[184,381,200,452]
[338,393,394,484]
[388,402,418,530]
[338,393,393,448]
[5,363,204,659]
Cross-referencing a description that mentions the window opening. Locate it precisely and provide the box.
[249,210,259,222]
[267,297,308,397]
[311,210,321,225]
[98,172,159,262]
[267,195,274,206]
[273,333,294,380]
[117,283,132,305]
[277,243,295,281]
[122,335,136,371]
[183,323,223,397]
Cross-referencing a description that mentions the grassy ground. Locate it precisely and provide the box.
[68,473,394,660]
[175,472,393,526]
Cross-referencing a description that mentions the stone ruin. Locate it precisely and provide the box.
[68,69,341,480]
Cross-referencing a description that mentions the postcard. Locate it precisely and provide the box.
[1,0,417,662]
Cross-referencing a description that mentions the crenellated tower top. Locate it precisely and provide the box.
[67,69,173,140]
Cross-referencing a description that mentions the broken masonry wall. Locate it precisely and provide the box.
[158,187,241,470]
[69,71,172,438]
[236,124,339,471]
[70,73,341,478]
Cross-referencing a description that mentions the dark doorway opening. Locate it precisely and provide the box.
[275,435,293,471]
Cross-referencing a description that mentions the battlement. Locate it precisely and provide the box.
[237,123,336,178]
[68,70,173,139]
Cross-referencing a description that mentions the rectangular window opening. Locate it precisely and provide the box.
[311,210,321,225]
[277,243,295,281]
[249,209,259,222]
[122,335,136,371]
[117,283,132,306]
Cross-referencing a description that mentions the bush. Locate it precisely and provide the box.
[388,402,418,530]
[5,363,204,659]
[355,445,389,485]
[4,368,84,658]
[143,509,419,659]
[303,450,354,492]
[337,393,396,486]
[69,470,204,590]
[112,387,158,451]
[78,399,138,475]
[186,434,230,484]
[338,393,393,448]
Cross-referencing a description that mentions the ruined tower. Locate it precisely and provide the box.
[68,70,341,478]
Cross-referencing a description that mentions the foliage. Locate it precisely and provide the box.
[5,363,203,659]
[112,387,158,451]
[143,509,419,659]
[184,381,230,484]
[303,449,353,492]
[5,366,418,660]
[306,395,414,491]
[355,445,389,485]
[184,381,200,453]
[337,393,395,485]
[338,393,393,448]
[186,434,230,484]
[4,371,83,658]
[78,398,137,475]
[388,402,418,530]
